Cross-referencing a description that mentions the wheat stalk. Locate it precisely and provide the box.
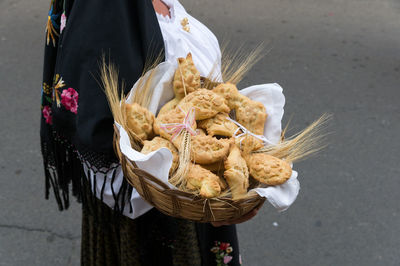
[255,114,332,163]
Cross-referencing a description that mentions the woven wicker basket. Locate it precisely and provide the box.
[113,127,265,223]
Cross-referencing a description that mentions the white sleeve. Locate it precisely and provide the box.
[158,0,222,81]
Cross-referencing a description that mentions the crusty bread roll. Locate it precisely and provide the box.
[185,163,222,198]
[153,106,197,143]
[213,83,267,135]
[198,113,239,137]
[179,89,230,120]
[245,153,292,186]
[189,134,231,164]
[124,103,155,140]
[141,137,179,174]
[157,98,181,117]
[173,53,201,99]
[224,145,249,200]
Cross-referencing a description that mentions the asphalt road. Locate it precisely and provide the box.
[1,0,399,265]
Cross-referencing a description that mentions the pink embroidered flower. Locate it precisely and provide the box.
[223,255,232,264]
[42,106,53,124]
[60,12,67,33]
[61,87,78,114]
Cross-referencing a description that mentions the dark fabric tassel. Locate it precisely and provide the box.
[42,132,134,229]
[116,179,128,214]
[128,186,134,214]
[110,170,118,211]
[41,135,82,210]
[100,175,107,203]
[71,153,84,203]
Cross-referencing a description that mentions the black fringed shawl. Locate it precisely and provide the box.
[40,0,165,211]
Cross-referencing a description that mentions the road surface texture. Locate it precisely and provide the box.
[0,0,399,265]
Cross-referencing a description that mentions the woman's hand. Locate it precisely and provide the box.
[211,204,263,227]
[152,0,171,17]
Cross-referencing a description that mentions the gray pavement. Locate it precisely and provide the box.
[1,0,399,265]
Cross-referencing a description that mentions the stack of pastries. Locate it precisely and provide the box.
[124,53,292,199]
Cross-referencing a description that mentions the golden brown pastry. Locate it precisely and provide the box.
[185,163,222,198]
[217,176,228,191]
[153,106,197,142]
[235,134,264,154]
[157,98,181,117]
[200,161,227,190]
[173,53,201,99]
[224,145,249,200]
[189,134,231,164]
[200,160,225,172]
[212,83,243,109]
[179,89,230,120]
[235,98,267,135]
[141,137,179,174]
[198,113,239,137]
[245,153,292,186]
[213,83,267,135]
[195,128,207,136]
[124,103,155,140]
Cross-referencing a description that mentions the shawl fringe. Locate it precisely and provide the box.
[41,131,133,220]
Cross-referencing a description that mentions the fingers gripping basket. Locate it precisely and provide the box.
[114,127,265,223]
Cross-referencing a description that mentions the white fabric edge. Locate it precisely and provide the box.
[239,83,300,211]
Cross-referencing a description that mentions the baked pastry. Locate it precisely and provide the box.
[198,113,239,137]
[195,128,207,136]
[200,161,226,190]
[124,103,155,140]
[173,53,201,99]
[212,83,242,109]
[179,89,230,120]
[218,176,228,191]
[235,134,264,154]
[153,106,197,142]
[157,98,180,117]
[224,145,249,200]
[245,153,292,186]
[190,134,231,164]
[213,83,267,135]
[200,160,224,172]
[235,98,267,135]
[186,163,221,198]
[141,137,179,174]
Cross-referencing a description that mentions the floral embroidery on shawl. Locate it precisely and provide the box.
[61,87,78,114]
[210,241,234,266]
[52,74,65,107]
[42,106,53,125]
[60,12,67,33]
[45,1,61,46]
[41,74,79,123]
